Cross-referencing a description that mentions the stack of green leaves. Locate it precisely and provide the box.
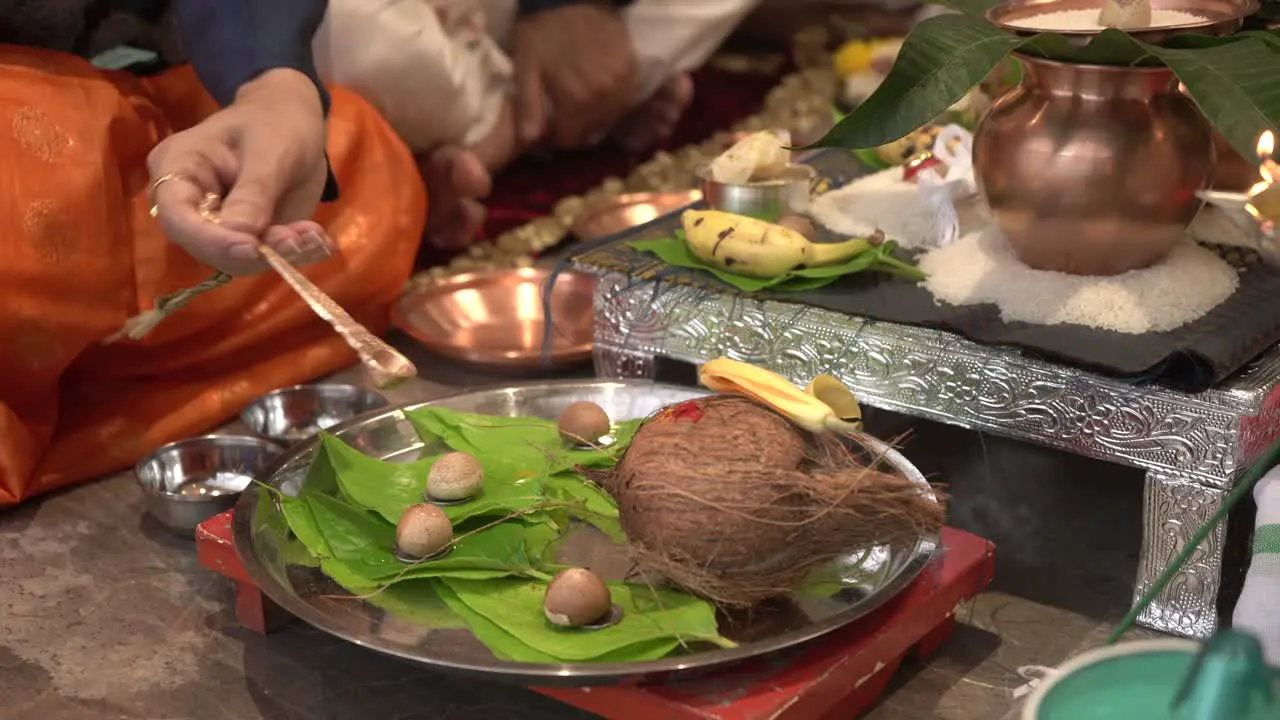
[272,406,733,663]
[630,229,925,293]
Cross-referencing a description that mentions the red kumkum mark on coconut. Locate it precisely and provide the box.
[669,400,705,422]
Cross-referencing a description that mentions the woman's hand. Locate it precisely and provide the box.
[147,68,335,275]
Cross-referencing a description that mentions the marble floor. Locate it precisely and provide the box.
[0,336,1177,720]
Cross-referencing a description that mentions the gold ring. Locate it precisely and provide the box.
[197,193,223,223]
[148,172,192,218]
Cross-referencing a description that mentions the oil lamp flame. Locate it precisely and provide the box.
[1257,131,1275,160]
[1246,131,1280,230]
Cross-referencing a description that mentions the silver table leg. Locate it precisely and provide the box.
[1132,471,1228,638]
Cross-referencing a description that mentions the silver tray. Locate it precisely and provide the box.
[231,380,940,685]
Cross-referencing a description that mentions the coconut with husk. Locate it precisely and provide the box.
[588,358,945,607]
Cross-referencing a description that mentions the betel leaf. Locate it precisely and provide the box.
[542,470,625,543]
[363,578,468,630]
[1143,37,1280,160]
[315,431,544,526]
[433,581,681,663]
[280,490,560,583]
[808,13,1028,150]
[313,432,430,524]
[439,577,733,662]
[405,406,639,475]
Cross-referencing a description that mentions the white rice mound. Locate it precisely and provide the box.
[919,227,1239,334]
[809,167,989,250]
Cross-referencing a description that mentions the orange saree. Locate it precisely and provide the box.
[0,47,427,507]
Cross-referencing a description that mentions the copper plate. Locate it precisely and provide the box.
[987,0,1257,44]
[570,190,702,241]
[392,268,594,369]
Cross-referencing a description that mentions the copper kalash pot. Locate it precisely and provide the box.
[973,53,1213,276]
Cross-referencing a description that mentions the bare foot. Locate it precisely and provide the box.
[419,145,493,250]
[612,73,695,153]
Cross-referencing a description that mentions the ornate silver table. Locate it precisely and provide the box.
[573,258,1280,639]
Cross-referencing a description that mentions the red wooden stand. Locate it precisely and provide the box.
[198,513,994,719]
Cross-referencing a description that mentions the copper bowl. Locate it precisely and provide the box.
[973,54,1213,275]
[392,268,594,369]
[987,0,1257,45]
[571,190,702,241]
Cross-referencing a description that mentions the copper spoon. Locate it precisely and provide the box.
[203,194,417,388]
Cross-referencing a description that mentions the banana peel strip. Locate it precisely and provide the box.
[698,357,863,434]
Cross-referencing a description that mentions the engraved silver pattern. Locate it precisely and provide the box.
[580,266,1280,638]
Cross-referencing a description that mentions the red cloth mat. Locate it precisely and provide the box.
[197,512,994,719]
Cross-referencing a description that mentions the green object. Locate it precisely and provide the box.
[90,45,159,70]
[630,233,924,293]
[276,408,734,663]
[438,577,733,663]
[542,470,626,543]
[1030,633,1278,720]
[405,406,639,476]
[280,489,558,584]
[314,431,545,525]
[806,13,1280,162]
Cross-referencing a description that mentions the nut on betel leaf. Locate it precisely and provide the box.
[544,568,614,628]
[426,451,484,502]
[395,503,453,560]
[557,401,612,445]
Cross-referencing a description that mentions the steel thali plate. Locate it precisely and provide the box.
[231,380,940,685]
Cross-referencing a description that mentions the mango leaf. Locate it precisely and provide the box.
[439,577,732,662]
[280,491,560,583]
[808,14,1028,150]
[314,431,544,526]
[1143,37,1280,160]
[434,581,681,662]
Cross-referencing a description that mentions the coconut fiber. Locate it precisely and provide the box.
[595,395,945,607]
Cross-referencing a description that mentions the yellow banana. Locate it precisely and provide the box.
[699,357,863,434]
[681,209,872,278]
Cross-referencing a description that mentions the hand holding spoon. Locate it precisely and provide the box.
[205,192,417,388]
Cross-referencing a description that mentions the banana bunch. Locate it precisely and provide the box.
[681,209,877,278]
[699,357,863,434]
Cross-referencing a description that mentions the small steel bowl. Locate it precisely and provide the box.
[241,384,389,445]
[135,435,282,538]
[391,267,595,370]
[697,163,817,218]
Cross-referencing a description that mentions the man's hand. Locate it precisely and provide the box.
[512,3,637,149]
[147,69,334,275]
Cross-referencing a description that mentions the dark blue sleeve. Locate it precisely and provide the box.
[174,0,329,111]
[174,0,338,201]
